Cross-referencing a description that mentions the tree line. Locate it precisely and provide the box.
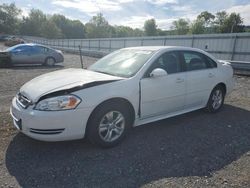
[0,3,249,39]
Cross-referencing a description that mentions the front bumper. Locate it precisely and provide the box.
[10,97,92,141]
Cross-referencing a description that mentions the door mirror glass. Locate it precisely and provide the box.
[150,68,167,78]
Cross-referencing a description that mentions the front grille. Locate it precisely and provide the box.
[30,128,65,135]
[17,93,31,109]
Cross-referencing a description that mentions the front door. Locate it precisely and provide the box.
[140,51,186,118]
[11,46,32,64]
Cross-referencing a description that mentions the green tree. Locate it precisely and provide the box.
[133,28,144,37]
[215,11,228,26]
[113,26,134,37]
[85,13,113,38]
[214,11,244,33]
[20,9,47,36]
[171,18,190,35]
[190,19,205,34]
[144,19,157,36]
[190,11,215,34]
[0,3,21,34]
[41,19,63,38]
[197,11,215,27]
[51,14,85,38]
[223,13,244,33]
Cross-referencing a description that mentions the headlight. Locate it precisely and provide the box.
[34,95,81,111]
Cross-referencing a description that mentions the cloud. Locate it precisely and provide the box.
[146,0,178,5]
[116,15,178,29]
[118,15,154,28]
[226,4,250,25]
[116,0,134,3]
[19,7,29,18]
[52,0,122,15]
[171,5,192,12]
[156,18,177,29]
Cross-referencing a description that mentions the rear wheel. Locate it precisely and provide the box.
[87,102,132,148]
[206,86,225,113]
[45,57,55,66]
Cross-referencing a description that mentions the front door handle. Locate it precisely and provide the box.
[176,78,184,83]
[208,73,215,78]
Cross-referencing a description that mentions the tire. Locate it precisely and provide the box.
[206,86,225,113]
[45,57,55,66]
[87,101,132,148]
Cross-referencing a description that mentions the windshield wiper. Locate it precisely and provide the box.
[90,69,127,78]
[93,70,110,75]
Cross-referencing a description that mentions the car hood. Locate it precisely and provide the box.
[19,68,122,102]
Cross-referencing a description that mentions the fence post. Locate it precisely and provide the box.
[164,38,167,46]
[141,38,144,46]
[231,34,237,61]
[98,39,101,51]
[88,40,90,50]
[191,35,194,47]
[109,39,111,51]
[124,39,126,48]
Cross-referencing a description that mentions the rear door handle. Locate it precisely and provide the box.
[176,78,184,83]
[208,73,215,78]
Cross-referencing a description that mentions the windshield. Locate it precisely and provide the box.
[88,49,154,78]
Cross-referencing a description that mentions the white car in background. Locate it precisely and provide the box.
[10,46,234,147]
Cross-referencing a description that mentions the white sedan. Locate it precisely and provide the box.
[10,46,234,147]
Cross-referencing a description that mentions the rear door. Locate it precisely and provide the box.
[30,46,47,63]
[181,51,218,109]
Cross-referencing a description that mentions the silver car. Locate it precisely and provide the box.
[5,43,64,66]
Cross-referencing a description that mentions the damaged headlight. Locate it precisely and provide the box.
[34,95,81,111]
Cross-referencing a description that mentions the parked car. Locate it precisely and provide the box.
[4,36,25,46]
[3,43,64,66]
[0,35,9,42]
[10,46,234,147]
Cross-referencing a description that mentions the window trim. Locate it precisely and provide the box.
[180,50,217,72]
[143,50,184,78]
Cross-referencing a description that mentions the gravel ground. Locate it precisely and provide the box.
[0,43,250,188]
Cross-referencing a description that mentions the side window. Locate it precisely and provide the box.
[15,46,31,54]
[149,51,181,75]
[32,46,43,53]
[44,47,49,52]
[183,51,208,71]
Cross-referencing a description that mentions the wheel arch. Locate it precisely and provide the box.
[214,82,227,95]
[86,97,136,131]
[45,56,56,64]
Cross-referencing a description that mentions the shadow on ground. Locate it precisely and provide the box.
[5,105,250,187]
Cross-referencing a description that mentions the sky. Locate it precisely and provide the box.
[3,0,250,29]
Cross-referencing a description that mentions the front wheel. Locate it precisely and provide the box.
[45,57,55,66]
[206,86,225,113]
[87,102,131,148]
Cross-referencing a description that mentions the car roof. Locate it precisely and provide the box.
[13,43,50,48]
[123,46,203,52]
[122,46,217,61]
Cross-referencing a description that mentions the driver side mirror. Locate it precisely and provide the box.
[150,68,168,78]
